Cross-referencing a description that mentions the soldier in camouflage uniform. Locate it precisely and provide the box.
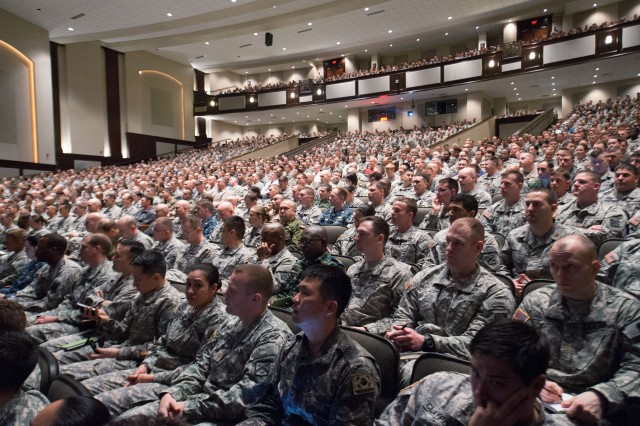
[240,264,379,425]
[390,169,415,201]
[116,215,154,249]
[427,194,501,272]
[116,265,291,423]
[458,167,492,209]
[515,235,640,424]
[0,332,49,426]
[171,200,191,240]
[376,320,575,426]
[59,250,182,381]
[81,264,228,400]
[501,189,574,297]
[281,226,342,298]
[330,204,374,263]
[150,217,184,270]
[479,171,527,237]
[255,223,296,296]
[13,233,82,313]
[369,181,392,221]
[343,216,411,331]
[0,228,29,290]
[386,197,434,269]
[385,218,515,384]
[279,199,303,251]
[317,187,353,226]
[212,216,255,289]
[556,171,626,246]
[26,233,117,343]
[419,178,459,231]
[411,172,435,207]
[296,187,323,225]
[550,168,573,208]
[477,156,502,198]
[597,237,640,299]
[171,216,215,282]
[599,163,640,219]
[195,200,217,240]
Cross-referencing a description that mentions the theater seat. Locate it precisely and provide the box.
[268,306,301,334]
[410,352,471,385]
[37,347,60,395]
[321,225,347,247]
[414,207,431,227]
[492,272,516,298]
[598,238,626,262]
[331,255,356,271]
[521,279,555,300]
[47,374,92,402]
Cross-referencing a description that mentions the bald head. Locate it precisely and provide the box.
[216,202,234,220]
[549,235,598,301]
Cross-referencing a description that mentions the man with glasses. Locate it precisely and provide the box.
[411,172,435,207]
[419,178,459,231]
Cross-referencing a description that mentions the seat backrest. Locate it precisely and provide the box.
[598,238,626,262]
[490,232,506,249]
[356,196,370,205]
[414,207,432,227]
[47,374,92,402]
[491,193,504,204]
[491,272,516,298]
[322,225,348,245]
[341,326,399,415]
[268,306,301,334]
[332,255,356,271]
[290,250,303,260]
[410,352,471,384]
[522,279,555,300]
[37,347,60,395]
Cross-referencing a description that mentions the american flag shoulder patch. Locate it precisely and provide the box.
[513,307,530,322]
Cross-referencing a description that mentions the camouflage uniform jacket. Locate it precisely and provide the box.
[330,226,362,262]
[101,205,122,220]
[428,230,501,273]
[386,264,515,358]
[260,248,297,295]
[478,172,502,198]
[282,252,343,297]
[53,259,118,324]
[102,283,182,360]
[385,226,435,269]
[599,170,615,193]
[133,231,154,249]
[163,310,291,422]
[372,202,392,221]
[173,239,215,273]
[556,199,626,246]
[600,187,640,218]
[283,218,303,251]
[419,207,450,231]
[516,284,640,411]
[463,187,492,209]
[413,190,436,207]
[556,192,574,207]
[0,389,49,426]
[376,371,575,425]
[172,217,186,239]
[296,205,323,226]
[244,226,262,247]
[479,198,527,237]
[85,273,137,321]
[119,204,139,219]
[598,238,640,299]
[15,258,82,313]
[343,257,411,333]
[152,237,185,270]
[500,223,574,279]
[142,298,228,373]
[0,249,28,288]
[390,184,415,201]
[317,206,354,227]
[241,327,380,425]
[212,244,256,288]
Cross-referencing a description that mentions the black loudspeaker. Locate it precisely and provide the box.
[265,32,273,46]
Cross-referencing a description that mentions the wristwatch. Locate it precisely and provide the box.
[421,334,436,351]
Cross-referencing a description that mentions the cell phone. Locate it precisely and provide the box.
[76,303,96,314]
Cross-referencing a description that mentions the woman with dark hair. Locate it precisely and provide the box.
[244,206,270,247]
[30,396,110,426]
[79,264,228,413]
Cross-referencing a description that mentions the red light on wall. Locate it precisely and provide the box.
[332,60,337,64]
[531,20,537,25]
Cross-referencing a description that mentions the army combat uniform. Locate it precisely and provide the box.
[556,199,626,246]
[240,327,380,425]
[259,248,297,296]
[598,238,640,299]
[427,229,501,273]
[479,198,527,237]
[152,237,185,270]
[385,226,434,269]
[212,244,255,289]
[343,256,412,332]
[0,389,49,426]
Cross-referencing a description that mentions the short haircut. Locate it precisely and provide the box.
[393,196,418,217]
[155,216,173,230]
[0,300,27,332]
[25,234,40,248]
[528,188,558,205]
[359,215,391,244]
[355,204,376,217]
[318,183,332,193]
[52,396,111,426]
[345,173,358,186]
[86,233,112,256]
[96,219,116,234]
[590,148,604,159]
[451,193,478,213]
[5,227,27,242]
[438,177,460,192]
[197,200,215,213]
[575,170,601,184]
[471,319,549,385]
[244,192,259,203]
[333,187,347,200]
[302,264,352,317]
[42,233,68,255]
[251,206,270,223]
[551,168,570,181]
[300,187,315,198]
[615,162,638,176]
[233,264,273,299]
[501,170,524,184]
[186,263,221,289]
[184,215,202,231]
[451,217,485,243]
[132,250,167,278]
[414,172,431,186]
[223,216,246,238]
[0,331,39,392]
[118,239,146,262]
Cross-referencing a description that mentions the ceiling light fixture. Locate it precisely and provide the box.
[205,42,210,45]
[336,41,340,45]
[166,12,172,17]
[448,16,452,20]
[282,47,286,50]
[445,32,448,36]
[68,27,74,31]
[475,26,479,30]
[308,22,312,26]
[416,38,420,41]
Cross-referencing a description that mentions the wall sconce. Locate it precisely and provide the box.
[316,88,323,95]
[605,35,613,44]
[290,92,296,99]
[529,51,536,60]
[209,100,216,107]
[249,96,255,103]
[488,59,496,68]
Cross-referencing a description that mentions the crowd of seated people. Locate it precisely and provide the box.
[213,16,640,96]
[0,93,639,423]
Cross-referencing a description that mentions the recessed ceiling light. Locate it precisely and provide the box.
[465,88,468,91]
[231,0,236,2]
[552,82,555,85]
[364,49,368,52]
[166,12,172,17]
[341,54,344,57]
[268,68,271,71]
[511,82,514,85]
[544,9,548,12]
[594,75,598,78]
[68,27,74,31]
[364,7,369,11]
[205,42,210,45]
[308,22,312,26]
[390,44,393,46]
[593,3,597,7]
[551,76,555,79]
[448,16,453,20]
[593,81,596,84]
[508,20,512,23]
[273,5,276,8]
[400,98,403,100]
[475,26,479,30]
[245,71,248,74]
[516,93,519,95]
[445,32,448,36]
[518,97,522,100]
[234,120,237,123]
[336,41,340,45]
[292,66,295,69]
[416,38,420,42]
[595,67,600,71]
[282,47,286,50]
[388,30,393,33]
[553,88,556,91]
[513,88,517,90]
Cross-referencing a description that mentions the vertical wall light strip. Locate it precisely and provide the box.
[138,70,185,140]
[0,40,39,163]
